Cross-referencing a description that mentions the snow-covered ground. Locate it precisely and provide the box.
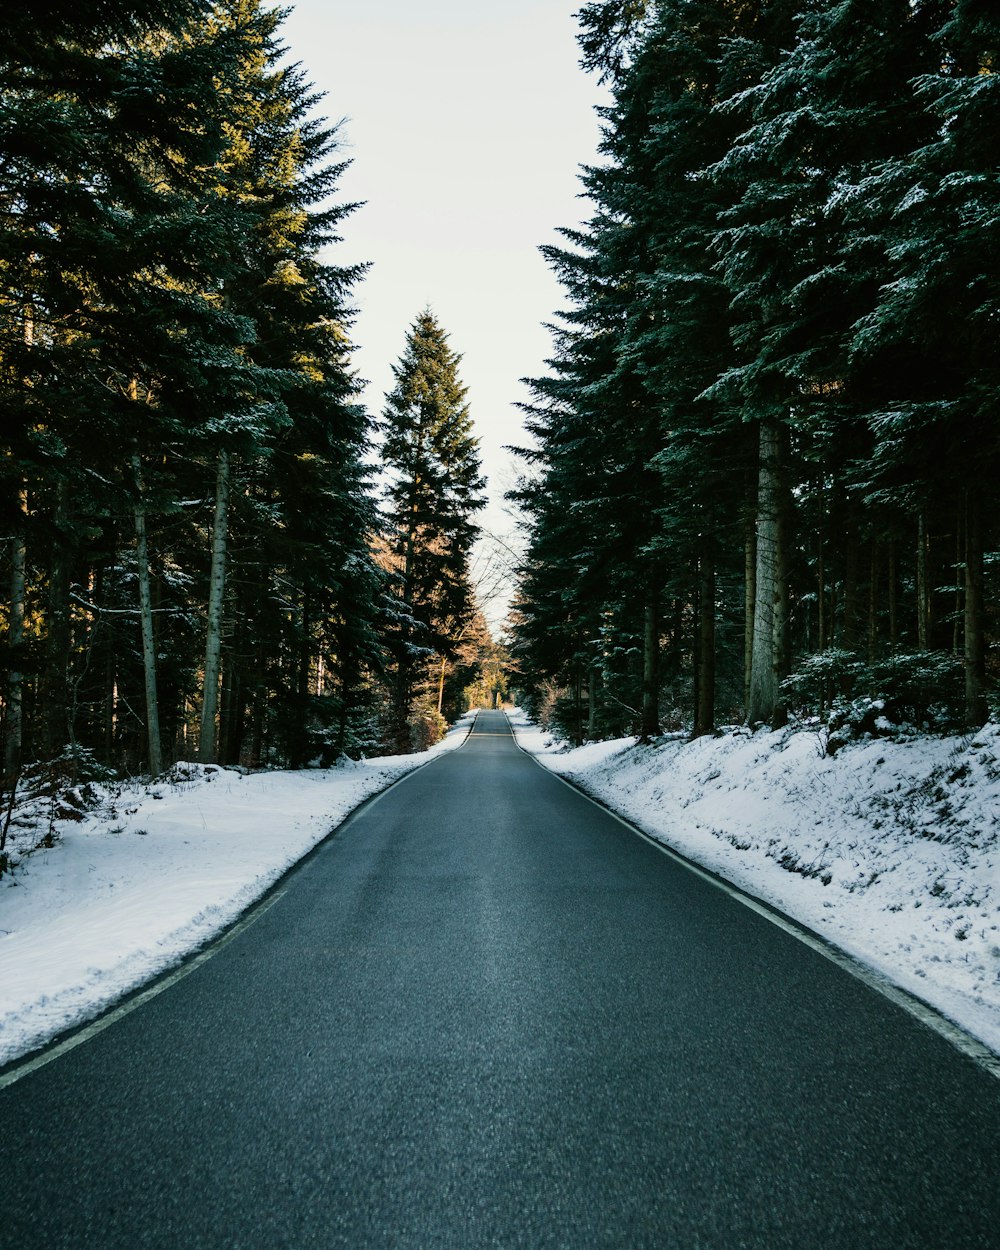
[511,710,1000,1055]
[0,717,473,1069]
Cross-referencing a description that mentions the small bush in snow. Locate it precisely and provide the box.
[0,746,118,875]
[784,649,968,753]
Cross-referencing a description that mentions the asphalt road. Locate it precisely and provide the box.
[1,709,998,1248]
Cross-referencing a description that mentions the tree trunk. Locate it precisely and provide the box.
[888,537,898,650]
[66,566,100,762]
[817,494,829,715]
[436,655,447,716]
[100,552,119,766]
[868,539,878,665]
[7,309,32,784]
[693,554,715,738]
[842,502,860,651]
[692,564,701,727]
[744,506,756,715]
[199,449,231,764]
[964,489,987,727]
[132,454,163,776]
[42,479,72,759]
[640,585,660,740]
[587,665,600,740]
[817,542,826,655]
[916,511,931,649]
[953,511,963,655]
[747,419,789,727]
[219,637,244,767]
[5,489,28,788]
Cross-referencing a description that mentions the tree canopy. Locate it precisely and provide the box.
[510,0,999,745]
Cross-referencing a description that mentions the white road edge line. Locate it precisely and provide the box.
[0,718,481,1092]
[504,712,1000,1082]
[0,888,288,1092]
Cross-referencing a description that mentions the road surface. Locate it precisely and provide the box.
[1,709,998,1247]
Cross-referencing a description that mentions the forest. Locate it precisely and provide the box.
[510,0,999,749]
[0,0,497,809]
[3,0,998,819]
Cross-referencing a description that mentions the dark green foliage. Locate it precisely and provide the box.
[380,311,486,751]
[783,648,966,736]
[511,0,998,742]
[1,0,386,775]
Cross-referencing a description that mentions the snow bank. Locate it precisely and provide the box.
[511,711,1000,1055]
[0,716,472,1068]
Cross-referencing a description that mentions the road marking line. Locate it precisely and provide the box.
[0,720,482,1090]
[505,714,1000,1082]
[0,889,288,1092]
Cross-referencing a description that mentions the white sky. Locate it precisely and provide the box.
[278,0,608,622]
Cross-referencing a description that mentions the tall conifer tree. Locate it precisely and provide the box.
[381,311,485,751]
[849,0,999,726]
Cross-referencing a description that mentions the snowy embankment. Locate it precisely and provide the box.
[0,717,472,1069]
[511,711,1000,1055]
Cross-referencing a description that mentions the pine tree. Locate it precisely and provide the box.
[610,0,764,736]
[512,0,997,738]
[187,0,379,767]
[512,298,613,743]
[704,0,941,724]
[1,0,244,774]
[1,0,380,777]
[513,1,748,741]
[381,311,485,752]
[848,0,999,727]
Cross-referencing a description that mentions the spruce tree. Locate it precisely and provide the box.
[1,0,380,775]
[512,0,997,737]
[705,0,940,724]
[180,0,380,767]
[513,1,748,741]
[512,293,614,743]
[381,311,485,752]
[848,0,999,726]
[1,0,242,774]
[607,0,760,736]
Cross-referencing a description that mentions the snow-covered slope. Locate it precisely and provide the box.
[512,711,1000,1055]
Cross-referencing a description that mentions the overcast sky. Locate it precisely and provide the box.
[278,0,607,617]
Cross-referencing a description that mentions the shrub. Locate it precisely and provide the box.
[408,706,447,752]
[784,649,968,754]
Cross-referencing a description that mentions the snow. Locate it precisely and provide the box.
[511,711,1000,1056]
[0,716,472,1069]
[5,708,998,1071]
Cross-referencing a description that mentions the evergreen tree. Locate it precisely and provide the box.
[381,311,485,752]
[512,0,997,739]
[704,0,940,724]
[848,0,999,726]
[610,0,761,736]
[512,298,612,743]
[1,0,243,775]
[1,0,381,777]
[179,0,380,767]
[513,0,750,740]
